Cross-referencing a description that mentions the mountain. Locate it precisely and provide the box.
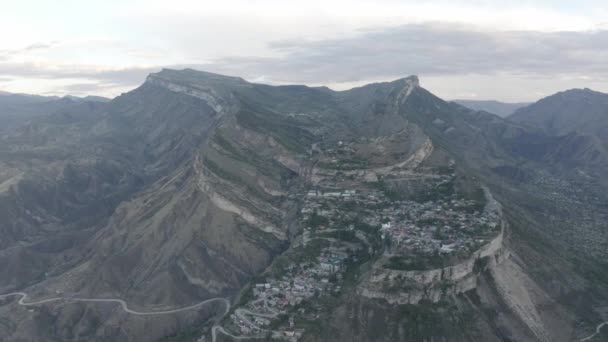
[453,99,530,117]
[510,88,608,145]
[63,95,111,102]
[0,92,59,103]
[0,69,606,341]
[0,92,108,135]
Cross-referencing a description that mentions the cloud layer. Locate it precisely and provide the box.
[1,20,608,101]
[206,24,608,83]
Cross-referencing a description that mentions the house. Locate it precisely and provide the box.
[323,192,342,197]
[440,243,457,253]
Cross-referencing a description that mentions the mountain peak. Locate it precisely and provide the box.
[392,75,420,88]
[553,87,606,98]
[148,68,248,87]
[510,86,608,140]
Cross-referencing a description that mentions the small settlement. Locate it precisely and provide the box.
[212,141,502,340]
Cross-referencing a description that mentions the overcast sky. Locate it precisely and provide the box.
[1,0,608,101]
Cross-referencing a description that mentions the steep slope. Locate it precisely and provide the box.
[0,70,325,340]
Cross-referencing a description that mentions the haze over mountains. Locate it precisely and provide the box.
[452,99,530,117]
[0,92,109,134]
[0,69,606,341]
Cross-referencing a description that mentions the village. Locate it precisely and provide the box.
[211,138,502,340]
[301,180,501,265]
[219,245,351,340]
[214,175,501,340]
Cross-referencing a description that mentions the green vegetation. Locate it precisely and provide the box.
[317,230,360,243]
[203,156,274,202]
[161,312,217,342]
[393,300,477,341]
[269,239,329,277]
[235,103,313,154]
[473,256,490,274]
[0,317,16,335]
[237,222,284,252]
[385,253,445,271]
[413,178,455,202]
[371,179,407,201]
[433,165,456,175]
[212,132,248,162]
[267,313,289,330]
[304,211,329,229]
[316,155,369,170]
[213,130,297,186]
[587,324,608,342]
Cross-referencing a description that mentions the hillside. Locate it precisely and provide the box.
[510,88,608,146]
[0,70,606,341]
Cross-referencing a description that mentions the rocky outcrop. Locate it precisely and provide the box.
[358,188,508,305]
[146,74,228,113]
[358,225,508,304]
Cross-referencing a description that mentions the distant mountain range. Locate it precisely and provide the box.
[452,99,530,117]
[0,91,109,134]
[0,91,110,104]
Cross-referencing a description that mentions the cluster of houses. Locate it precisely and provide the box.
[302,188,386,224]
[216,150,502,340]
[226,247,349,339]
[379,198,500,256]
[300,180,501,262]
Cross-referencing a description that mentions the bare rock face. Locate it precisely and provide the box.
[0,69,606,341]
[358,226,508,305]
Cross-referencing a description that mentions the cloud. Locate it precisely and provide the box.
[2,23,608,100]
[59,82,124,94]
[0,42,55,61]
[0,63,161,86]
[204,24,608,85]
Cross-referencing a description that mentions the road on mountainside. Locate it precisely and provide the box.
[0,292,230,316]
[212,325,256,341]
[212,300,282,342]
[579,321,608,342]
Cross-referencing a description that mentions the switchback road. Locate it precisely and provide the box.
[0,292,230,316]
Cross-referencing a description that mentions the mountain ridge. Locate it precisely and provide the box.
[0,69,606,341]
[453,99,530,117]
[510,87,608,146]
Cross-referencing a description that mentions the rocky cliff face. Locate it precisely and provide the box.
[0,70,315,340]
[0,69,606,341]
[358,224,508,305]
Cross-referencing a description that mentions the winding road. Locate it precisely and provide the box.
[0,292,230,316]
[212,325,255,341]
[579,321,608,342]
[212,300,281,342]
